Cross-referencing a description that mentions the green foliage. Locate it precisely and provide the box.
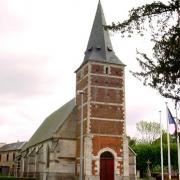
[152,165,161,172]
[0,177,36,180]
[153,132,177,144]
[106,0,180,104]
[136,120,160,143]
[131,142,178,177]
[127,136,137,146]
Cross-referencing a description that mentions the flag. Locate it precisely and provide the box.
[167,107,177,135]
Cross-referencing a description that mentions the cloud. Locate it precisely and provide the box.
[0,53,54,105]
[0,1,26,35]
[127,105,153,124]
[126,106,149,137]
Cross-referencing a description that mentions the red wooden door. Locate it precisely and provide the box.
[100,152,114,180]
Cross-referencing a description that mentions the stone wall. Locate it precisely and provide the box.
[21,139,76,180]
[129,148,137,180]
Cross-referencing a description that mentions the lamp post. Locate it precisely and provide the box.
[77,90,84,180]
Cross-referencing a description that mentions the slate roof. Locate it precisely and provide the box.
[0,142,26,152]
[77,1,124,71]
[23,98,76,149]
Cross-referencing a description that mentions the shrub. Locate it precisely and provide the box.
[0,177,37,180]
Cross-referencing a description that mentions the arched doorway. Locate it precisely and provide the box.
[100,151,114,180]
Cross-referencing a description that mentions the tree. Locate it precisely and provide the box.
[131,143,178,178]
[127,136,137,146]
[153,131,177,144]
[136,120,160,143]
[106,0,180,105]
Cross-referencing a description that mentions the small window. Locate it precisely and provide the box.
[105,67,109,74]
[88,46,93,51]
[96,46,101,50]
[104,66,110,74]
[7,154,9,161]
[107,46,112,51]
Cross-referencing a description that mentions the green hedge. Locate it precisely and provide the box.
[0,177,37,180]
[131,143,178,178]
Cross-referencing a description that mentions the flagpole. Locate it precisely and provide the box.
[177,134,180,180]
[175,106,180,180]
[166,102,171,180]
[159,110,164,180]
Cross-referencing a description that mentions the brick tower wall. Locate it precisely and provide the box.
[76,61,125,179]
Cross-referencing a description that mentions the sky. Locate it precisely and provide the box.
[0,0,177,143]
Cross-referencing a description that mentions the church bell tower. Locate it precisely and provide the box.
[75,1,129,179]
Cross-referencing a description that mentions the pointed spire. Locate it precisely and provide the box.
[82,1,124,66]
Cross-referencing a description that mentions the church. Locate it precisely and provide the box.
[20,1,136,180]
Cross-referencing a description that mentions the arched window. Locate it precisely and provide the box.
[46,145,50,168]
[13,153,15,161]
[6,154,9,161]
[105,67,109,74]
